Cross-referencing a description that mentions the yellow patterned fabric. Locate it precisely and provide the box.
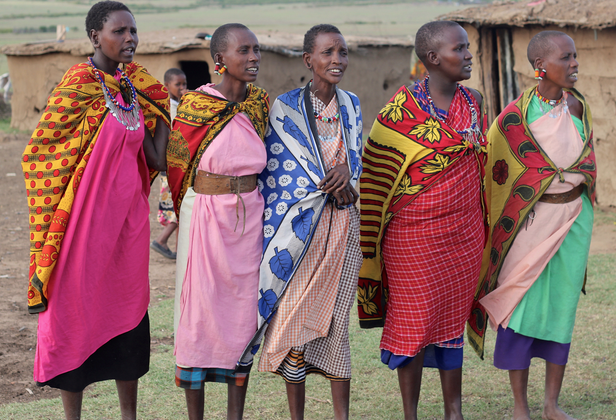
[358,85,487,328]
[166,85,269,216]
[21,61,170,313]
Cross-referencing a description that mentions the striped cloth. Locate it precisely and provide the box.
[276,347,350,383]
[175,366,248,389]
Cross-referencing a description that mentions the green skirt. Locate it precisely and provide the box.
[508,193,593,344]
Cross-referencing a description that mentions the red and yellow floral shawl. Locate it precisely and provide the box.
[359,85,488,328]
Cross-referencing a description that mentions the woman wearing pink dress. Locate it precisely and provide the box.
[21,2,170,419]
[166,23,269,420]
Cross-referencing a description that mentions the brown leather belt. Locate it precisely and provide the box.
[193,170,257,195]
[538,184,584,204]
[193,170,258,235]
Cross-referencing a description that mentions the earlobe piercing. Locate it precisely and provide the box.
[534,68,546,80]
[214,63,227,76]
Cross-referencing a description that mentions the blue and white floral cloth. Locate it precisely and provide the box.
[237,85,363,370]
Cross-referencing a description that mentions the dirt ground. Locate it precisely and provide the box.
[0,131,177,404]
[0,130,614,405]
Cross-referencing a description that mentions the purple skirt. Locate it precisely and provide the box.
[494,326,571,370]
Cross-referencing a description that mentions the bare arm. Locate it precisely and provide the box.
[468,88,483,111]
[142,116,170,171]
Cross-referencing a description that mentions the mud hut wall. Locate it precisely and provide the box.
[340,46,411,127]
[7,54,86,133]
[253,50,312,104]
[511,26,616,206]
[8,45,411,135]
[134,48,217,87]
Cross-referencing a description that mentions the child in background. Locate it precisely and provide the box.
[165,68,188,119]
[150,68,187,259]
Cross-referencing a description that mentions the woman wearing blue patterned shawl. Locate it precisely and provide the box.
[238,24,362,419]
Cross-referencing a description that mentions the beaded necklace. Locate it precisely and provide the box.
[88,57,141,131]
[536,88,568,119]
[313,111,340,123]
[310,81,340,124]
[422,75,482,148]
[309,86,345,168]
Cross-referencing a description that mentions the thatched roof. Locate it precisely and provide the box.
[441,0,616,30]
[1,28,412,57]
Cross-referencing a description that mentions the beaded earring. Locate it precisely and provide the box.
[534,68,546,80]
[214,63,227,76]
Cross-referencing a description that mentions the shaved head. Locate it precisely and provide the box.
[415,20,463,64]
[527,31,571,67]
[210,23,250,60]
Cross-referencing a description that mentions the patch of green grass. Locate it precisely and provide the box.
[1,248,615,419]
[0,115,23,134]
[594,205,616,226]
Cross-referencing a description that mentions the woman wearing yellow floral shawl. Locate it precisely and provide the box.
[21,2,170,418]
[360,21,488,420]
[475,31,596,420]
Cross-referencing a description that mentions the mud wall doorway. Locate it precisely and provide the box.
[180,61,211,90]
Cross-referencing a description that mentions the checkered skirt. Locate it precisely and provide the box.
[380,153,483,357]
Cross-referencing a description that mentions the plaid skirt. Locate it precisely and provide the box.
[175,366,248,389]
[381,154,483,357]
[260,207,362,379]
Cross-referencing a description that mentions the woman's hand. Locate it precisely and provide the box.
[142,116,170,171]
[317,163,359,206]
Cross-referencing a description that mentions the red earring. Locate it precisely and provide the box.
[535,68,546,80]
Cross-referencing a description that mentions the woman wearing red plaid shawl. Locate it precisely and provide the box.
[359,21,487,420]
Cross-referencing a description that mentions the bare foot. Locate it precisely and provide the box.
[542,405,578,420]
[513,405,531,420]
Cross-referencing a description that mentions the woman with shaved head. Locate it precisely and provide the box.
[478,30,596,420]
[167,23,269,420]
[360,20,488,420]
